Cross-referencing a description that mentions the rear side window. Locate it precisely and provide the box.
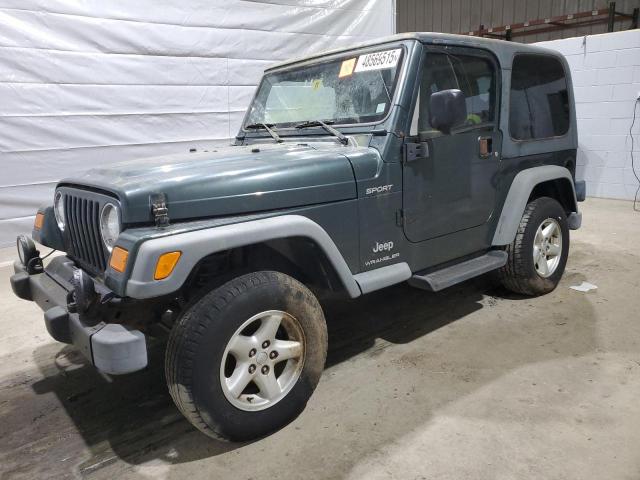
[509,54,570,140]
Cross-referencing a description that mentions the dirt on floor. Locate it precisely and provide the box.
[0,197,639,480]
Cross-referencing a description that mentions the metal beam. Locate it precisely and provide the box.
[464,2,638,40]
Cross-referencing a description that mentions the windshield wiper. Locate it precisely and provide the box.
[295,119,349,145]
[245,122,283,143]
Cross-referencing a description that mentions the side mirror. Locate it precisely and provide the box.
[429,89,467,134]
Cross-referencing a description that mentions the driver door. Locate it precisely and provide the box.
[402,47,501,244]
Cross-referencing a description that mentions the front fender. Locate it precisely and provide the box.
[492,165,580,246]
[32,205,64,251]
[123,215,362,299]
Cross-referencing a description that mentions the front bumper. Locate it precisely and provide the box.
[10,255,147,375]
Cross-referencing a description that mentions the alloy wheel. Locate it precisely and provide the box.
[533,218,563,278]
[219,310,305,411]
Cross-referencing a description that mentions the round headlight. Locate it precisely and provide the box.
[100,203,121,252]
[54,191,65,231]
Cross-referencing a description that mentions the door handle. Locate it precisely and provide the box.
[478,136,493,158]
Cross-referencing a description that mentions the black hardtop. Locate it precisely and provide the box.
[268,32,566,72]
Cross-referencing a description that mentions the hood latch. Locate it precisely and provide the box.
[150,193,170,227]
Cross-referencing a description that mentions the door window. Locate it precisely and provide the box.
[410,51,496,136]
[509,54,570,140]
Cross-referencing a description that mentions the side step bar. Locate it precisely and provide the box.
[408,250,508,292]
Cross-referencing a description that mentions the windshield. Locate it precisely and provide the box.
[244,47,404,129]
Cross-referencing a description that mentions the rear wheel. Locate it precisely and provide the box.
[166,271,327,441]
[498,197,570,296]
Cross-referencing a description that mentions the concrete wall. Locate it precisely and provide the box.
[536,30,640,200]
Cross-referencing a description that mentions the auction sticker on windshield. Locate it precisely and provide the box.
[339,58,356,78]
[354,49,401,73]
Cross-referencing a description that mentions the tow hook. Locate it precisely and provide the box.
[67,269,97,315]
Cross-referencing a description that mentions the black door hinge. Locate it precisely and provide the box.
[396,209,404,227]
[150,193,170,227]
[403,141,429,163]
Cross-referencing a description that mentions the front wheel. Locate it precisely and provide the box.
[166,271,327,441]
[498,197,570,296]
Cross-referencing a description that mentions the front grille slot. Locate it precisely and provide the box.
[64,193,107,273]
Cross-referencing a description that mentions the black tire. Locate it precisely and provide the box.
[498,197,570,296]
[166,271,327,441]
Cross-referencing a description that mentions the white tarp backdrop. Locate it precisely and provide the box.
[0,0,394,246]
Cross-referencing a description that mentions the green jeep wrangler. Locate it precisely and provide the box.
[11,33,585,441]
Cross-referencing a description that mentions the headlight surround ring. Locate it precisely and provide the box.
[54,191,65,231]
[100,203,121,252]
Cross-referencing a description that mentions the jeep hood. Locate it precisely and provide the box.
[61,143,357,224]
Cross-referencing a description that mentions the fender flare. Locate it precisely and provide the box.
[126,215,363,299]
[492,165,579,246]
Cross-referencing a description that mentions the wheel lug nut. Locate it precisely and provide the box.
[261,365,269,375]
[269,351,278,359]
[262,340,270,349]
[248,364,256,374]
[249,348,256,357]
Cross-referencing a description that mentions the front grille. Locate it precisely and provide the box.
[62,190,110,274]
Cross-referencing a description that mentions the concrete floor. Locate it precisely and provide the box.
[1,197,639,480]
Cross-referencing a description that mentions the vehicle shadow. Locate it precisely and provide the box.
[323,277,502,368]
[23,270,594,477]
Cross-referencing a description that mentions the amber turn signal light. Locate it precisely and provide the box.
[154,251,181,280]
[34,212,44,230]
[109,246,129,273]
